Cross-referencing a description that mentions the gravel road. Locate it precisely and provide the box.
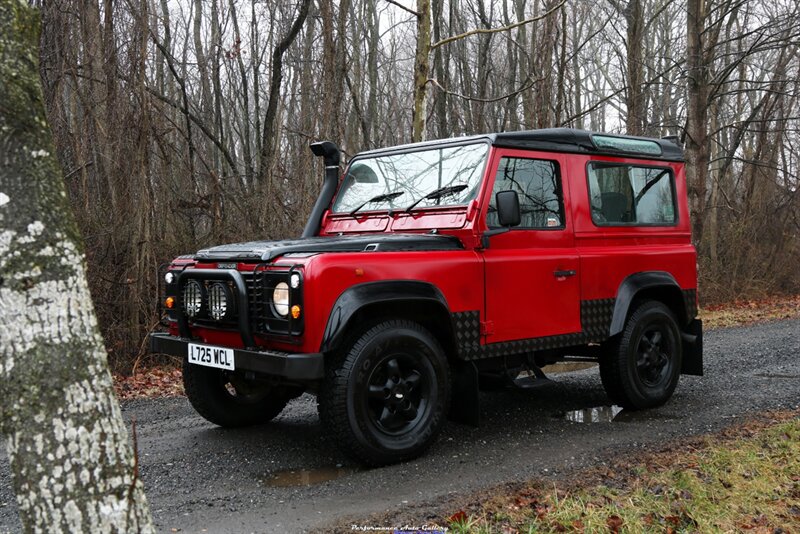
[2,318,799,533]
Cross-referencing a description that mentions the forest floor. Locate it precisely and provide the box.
[114,294,800,401]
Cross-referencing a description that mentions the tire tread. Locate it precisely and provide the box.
[318,320,450,466]
[599,300,681,410]
[183,361,290,427]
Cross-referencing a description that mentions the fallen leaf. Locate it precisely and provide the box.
[448,510,467,524]
[606,514,623,533]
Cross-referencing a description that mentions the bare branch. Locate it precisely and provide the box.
[431,0,566,50]
[428,76,539,103]
[383,0,420,17]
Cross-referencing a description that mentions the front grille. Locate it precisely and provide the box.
[244,270,268,332]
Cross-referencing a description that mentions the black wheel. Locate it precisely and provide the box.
[183,360,297,427]
[318,320,451,466]
[599,301,682,410]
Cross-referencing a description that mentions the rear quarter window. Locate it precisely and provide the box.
[587,162,677,226]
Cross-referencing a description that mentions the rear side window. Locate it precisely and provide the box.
[487,157,564,229]
[587,163,676,225]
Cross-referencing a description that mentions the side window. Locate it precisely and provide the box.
[487,157,564,229]
[588,163,676,225]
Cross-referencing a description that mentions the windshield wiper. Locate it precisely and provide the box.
[349,190,405,216]
[404,184,469,213]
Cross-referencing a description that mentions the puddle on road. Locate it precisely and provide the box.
[541,362,598,374]
[564,405,624,423]
[262,466,359,487]
[755,373,800,379]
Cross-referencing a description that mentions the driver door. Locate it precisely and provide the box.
[481,150,581,344]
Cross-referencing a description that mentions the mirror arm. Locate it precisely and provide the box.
[480,227,511,249]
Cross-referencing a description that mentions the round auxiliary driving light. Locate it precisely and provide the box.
[272,282,290,317]
[182,280,203,317]
[208,282,233,321]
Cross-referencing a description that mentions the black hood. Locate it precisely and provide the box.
[194,233,464,262]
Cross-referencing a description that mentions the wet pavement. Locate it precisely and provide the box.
[262,467,359,488]
[1,318,799,533]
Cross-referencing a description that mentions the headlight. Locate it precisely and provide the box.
[208,282,233,321]
[272,282,290,317]
[183,280,203,317]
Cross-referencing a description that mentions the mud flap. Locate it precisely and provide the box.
[448,360,480,427]
[681,319,703,376]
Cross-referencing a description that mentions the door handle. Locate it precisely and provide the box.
[553,269,576,278]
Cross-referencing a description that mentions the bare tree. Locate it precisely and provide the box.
[0,1,153,531]
[257,0,312,184]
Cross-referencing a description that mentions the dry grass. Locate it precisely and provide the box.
[444,413,800,534]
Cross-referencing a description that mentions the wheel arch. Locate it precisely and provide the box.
[609,272,690,337]
[320,281,457,359]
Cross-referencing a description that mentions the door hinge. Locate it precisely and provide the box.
[480,320,495,336]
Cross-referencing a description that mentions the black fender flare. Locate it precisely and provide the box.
[320,280,451,353]
[609,271,686,336]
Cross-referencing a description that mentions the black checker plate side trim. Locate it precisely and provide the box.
[453,311,482,358]
[580,298,616,339]
[682,289,698,321]
[453,299,614,361]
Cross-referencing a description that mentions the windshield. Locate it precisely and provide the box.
[331,143,489,213]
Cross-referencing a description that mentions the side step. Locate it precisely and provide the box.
[512,365,552,389]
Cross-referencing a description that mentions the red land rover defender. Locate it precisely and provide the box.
[152,128,703,466]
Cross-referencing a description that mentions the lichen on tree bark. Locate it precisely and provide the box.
[0,1,154,532]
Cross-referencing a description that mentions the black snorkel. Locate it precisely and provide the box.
[302,141,341,238]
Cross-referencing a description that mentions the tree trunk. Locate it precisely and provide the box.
[431,0,448,138]
[256,0,311,185]
[685,0,710,243]
[623,0,644,135]
[0,2,154,532]
[411,0,431,142]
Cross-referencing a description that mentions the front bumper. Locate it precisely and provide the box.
[150,333,324,381]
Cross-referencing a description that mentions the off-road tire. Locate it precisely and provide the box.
[600,300,682,410]
[317,320,451,466]
[183,360,295,427]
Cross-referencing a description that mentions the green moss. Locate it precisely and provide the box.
[0,1,44,134]
[1,0,86,284]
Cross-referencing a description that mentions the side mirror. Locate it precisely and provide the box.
[496,190,521,227]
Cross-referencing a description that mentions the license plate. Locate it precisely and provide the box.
[188,343,234,370]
